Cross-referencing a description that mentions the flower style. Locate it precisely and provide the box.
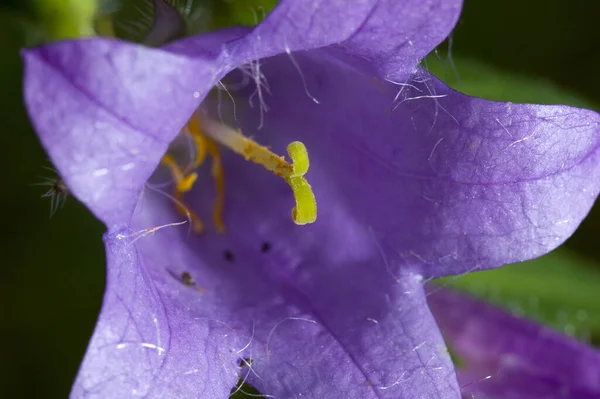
[22,0,600,398]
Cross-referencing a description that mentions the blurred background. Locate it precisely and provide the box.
[1,0,599,397]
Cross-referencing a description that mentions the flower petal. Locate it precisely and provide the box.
[73,180,460,398]
[23,0,462,228]
[22,37,225,228]
[173,0,461,76]
[428,287,600,399]
[337,0,462,79]
[228,54,600,276]
[71,231,241,398]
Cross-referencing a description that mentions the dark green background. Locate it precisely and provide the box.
[1,0,599,397]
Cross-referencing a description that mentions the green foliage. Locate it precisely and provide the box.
[33,0,97,39]
[102,0,280,42]
[425,52,598,110]
[210,0,278,28]
[437,249,600,345]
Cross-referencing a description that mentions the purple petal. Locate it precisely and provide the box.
[22,0,600,398]
[428,287,600,399]
[71,232,240,398]
[218,56,600,277]
[73,186,459,398]
[171,0,461,76]
[22,37,222,228]
[336,0,462,78]
[23,0,460,228]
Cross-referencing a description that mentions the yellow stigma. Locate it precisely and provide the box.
[286,143,317,225]
[199,118,317,225]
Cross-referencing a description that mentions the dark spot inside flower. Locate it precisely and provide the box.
[260,241,271,253]
[224,250,235,262]
[237,357,254,368]
[181,271,195,286]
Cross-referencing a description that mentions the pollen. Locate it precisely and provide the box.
[160,114,316,232]
[160,116,225,233]
[160,153,204,233]
[199,117,317,225]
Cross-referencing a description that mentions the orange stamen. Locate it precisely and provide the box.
[160,114,225,233]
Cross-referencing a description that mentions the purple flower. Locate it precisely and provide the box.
[22,0,600,398]
[428,287,600,399]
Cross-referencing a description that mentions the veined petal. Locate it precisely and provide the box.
[22,0,600,398]
[228,54,600,277]
[71,231,240,398]
[72,180,460,398]
[428,287,600,399]
[23,0,462,228]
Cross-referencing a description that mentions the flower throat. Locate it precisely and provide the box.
[160,113,317,233]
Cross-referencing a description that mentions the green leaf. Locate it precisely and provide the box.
[210,0,279,29]
[99,0,280,43]
[436,249,600,345]
[33,0,98,39]
[424,53,598,110]
[230,380,262,398]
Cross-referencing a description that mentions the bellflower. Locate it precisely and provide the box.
[428,288,600,399]
[22,0,600,398]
